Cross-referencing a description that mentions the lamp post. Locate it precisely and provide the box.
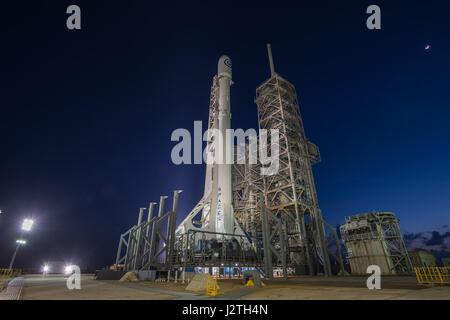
[8,239,27,271]
[8,219,34,271]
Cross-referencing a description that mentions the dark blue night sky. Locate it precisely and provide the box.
[1,1,449,270]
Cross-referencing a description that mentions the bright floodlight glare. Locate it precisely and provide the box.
[22,219,34,231]
[65,265,73,274]
[43,265,49,272]
[16,239,27,245]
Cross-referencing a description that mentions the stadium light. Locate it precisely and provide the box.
[65,265,73,275]
[22,219,34,232]
[8,219,34,271]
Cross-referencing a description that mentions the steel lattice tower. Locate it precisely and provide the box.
[232,143,264,240]
[254,45,331,275]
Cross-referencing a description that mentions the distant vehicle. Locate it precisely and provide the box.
[109,264,124,271]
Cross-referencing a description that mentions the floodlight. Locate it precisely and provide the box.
[22,219,34,231]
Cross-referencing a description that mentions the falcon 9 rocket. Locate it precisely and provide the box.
[176,55,245,239]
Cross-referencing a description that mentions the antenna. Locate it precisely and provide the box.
[267,43,275,76]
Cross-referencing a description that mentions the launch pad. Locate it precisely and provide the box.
[114,45,346,280]
[17,274,450,300]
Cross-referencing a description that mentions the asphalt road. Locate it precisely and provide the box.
[16,274,450,300]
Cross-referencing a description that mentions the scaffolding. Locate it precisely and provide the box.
[232,142,264,242]
[232,45,343,276]
[115,190,181,272]
[173,229,261,268]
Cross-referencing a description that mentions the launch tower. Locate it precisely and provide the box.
[116,46,345,278]
[232,45,343,276]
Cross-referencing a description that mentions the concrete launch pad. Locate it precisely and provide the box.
[17,274,450,300]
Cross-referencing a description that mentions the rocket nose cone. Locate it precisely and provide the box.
[218,55,232,78]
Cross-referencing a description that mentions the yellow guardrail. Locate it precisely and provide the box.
[206,275,222,296]
[0,269,22,281]
[414,267,450,285]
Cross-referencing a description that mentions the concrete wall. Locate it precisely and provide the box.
[346,240,393,275]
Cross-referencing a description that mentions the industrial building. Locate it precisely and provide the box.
[340,211,412,275]
[409,251,438,268]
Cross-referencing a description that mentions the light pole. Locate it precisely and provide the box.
[8,239,27,271]
[8,219,34,271]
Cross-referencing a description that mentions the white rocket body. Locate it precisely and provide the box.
[176,55,245,239]
[215,55,233,234]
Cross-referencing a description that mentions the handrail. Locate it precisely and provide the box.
[414,267,450,284]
